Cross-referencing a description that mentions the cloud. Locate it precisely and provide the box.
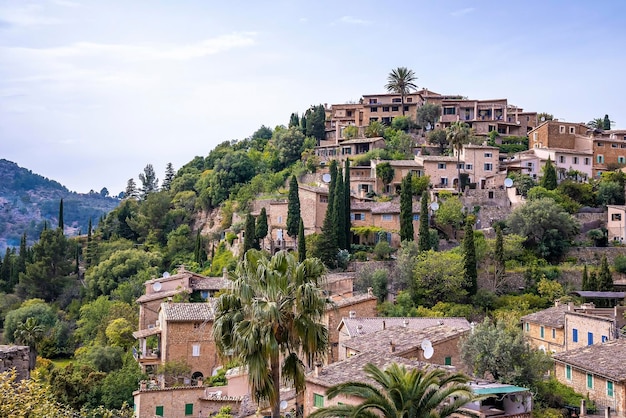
[336,15,370,25]
[0,4,63,27]
[4,32,257,62]
[450,7,475,17]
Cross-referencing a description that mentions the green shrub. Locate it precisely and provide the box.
[615,255,626,274]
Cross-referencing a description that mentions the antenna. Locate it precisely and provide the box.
[163,271,171,278]
[504,178,513,188]
[322,173,331,183]
[421,339,432,351]
[280,401,288,410]
[152,282,162,292]
[424,345,434,359]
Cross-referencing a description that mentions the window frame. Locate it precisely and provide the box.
[192,344,200,357]
[314,393,325,408]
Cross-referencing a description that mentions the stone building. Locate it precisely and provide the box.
[0,345,30,381]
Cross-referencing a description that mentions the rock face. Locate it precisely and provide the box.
[0,345,30,381]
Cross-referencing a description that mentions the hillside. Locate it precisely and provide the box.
[0,159,119,252]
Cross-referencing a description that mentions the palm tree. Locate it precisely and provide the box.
[446,121,471,193]
[385,67,418,116]
[14,317,45,370]
[213,250,328,418]
[309,362,478,418]
[587,118,605,130]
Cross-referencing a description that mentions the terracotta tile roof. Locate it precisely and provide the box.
[329,293,377,309]
[306,350,437,388]
[520,305,568,328]
[342,325,469,355]
[388,160,422,167]
[340,137,385,145]
[161,301,217,322]
[136,288,184,303]
[299,184,328,194]
[325,272,358,284]
[190,276,232,291]
[553,339,626,382]
[339,317,471,336]
[419,156,458,162]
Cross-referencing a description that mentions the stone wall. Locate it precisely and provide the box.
[0,345,30,381]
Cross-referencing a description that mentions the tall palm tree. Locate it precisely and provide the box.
[446,121,471,193]
[309,362,478,418]
[386,67,418,116]
[587,118,605,130]
[213,250,328,418]
[14,317,45,370]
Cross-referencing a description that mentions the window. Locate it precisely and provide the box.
[560,126,565,133]
[351,213,365,221]
[392,106,399,112]
[533,132,538,141]
[445,356,452,366]
[458,163,465,169]
[277,216,283,224]
[569,126,575,134]
[573,328,578,342]
[382,106,390,112]
[573,156,579,164]
[392,98,401,103]
[584,157,590,165]
[438,163,447,169]
[185,404,194,416]
[525,322,529,332]
[612,143,619,148]
[488,191,494,199]
[443,107,456,115]
[192,344,200,357]
[484,163,493,171]
[413,214,420,221]
[588,332,593,346]
[566,365,572,380]
[369,117,379,123]
[465,164,473,170]
[597,142,604,147]
[319,195,328,203]
[602,335,609,343]
[371,107,378,112]
[403,106,409,112]
[597,155,604,164]
[441,177,448,186]
[342,147,351,155]
[484,152,493,158]
[540,326,545,338]
[608,381,614,397]
[406,97,412,103]
[382,214,393,221]
[559,156,566,163]
[347,110,353,117]
[612,213,622,221]
[619,156,625,164]
[552,328,556,339]
[156,406,164,417]
[587,373,593,389]
[314,394,324,408]
[369,98,378,104]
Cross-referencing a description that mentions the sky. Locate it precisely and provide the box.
[2,1,626,195]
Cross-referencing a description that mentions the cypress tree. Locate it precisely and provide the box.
[243,213,256,255]
[286,175,301,238]
[603,114,611,130]
[317,161,339,267]
[17,233,27,275]
[58,199,64,231]
[463,216,478,297]
[335,169,346,250]
[194,230,207,264]
[344,159,352,251]
[540,157,557,190]
[0,248,11,292]
[582,265,589,291]
[298,218,306,263]
[75,244,80,275]
[598,255,613,291]
[255,207,268,243]
[400,173,414,242]
[494,224,505,286]
[86,218,93,267]
[418,192,431,252]
[589,271,598,292]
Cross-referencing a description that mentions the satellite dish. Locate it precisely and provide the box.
[420,339,432,350]
[322,173,331,183]
[152,282,162,292]
[163,271,171,278]
[430,202,439,211]
[504,178,514,188]
[280,400,288,410]
[424,345,434,359]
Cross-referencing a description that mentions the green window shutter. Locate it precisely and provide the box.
[587,373,593,389]
[608,381,614,397]
[445,357,452,366]
[314,393,324,408]
[566,365,571,380]
[540,326,544,338]
[185,403,193,415]
[155,406,164,416]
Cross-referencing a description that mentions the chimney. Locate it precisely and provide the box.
[403,319,409,327]
[197,377,204,387]
[389,341,396,353]
[349,311,356,319]
[382,320,386,330]
[367,287,373,297]
[140,380,147,391]
[223,267,228,279]
[568,302,574,311]
[314,362,323,377]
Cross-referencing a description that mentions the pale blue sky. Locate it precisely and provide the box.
[1,0,625,194]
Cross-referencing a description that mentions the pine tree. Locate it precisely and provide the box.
[463,216,478,297]
[298,218,306,263]
[335,168,346,250]
[58,199,64,231]
[597,255,613,291]
[162,162,175,191]
[286,176,301,238]
[418,192,431,252]
[138,163,159,198]
[125,178,138,199]
[243,214,256,255]
[255,207,268,244]
[400,173,414,242]
[582,265,589,291]
[344,159,352,251]
[540,157,557,190]
[494,224,505,287]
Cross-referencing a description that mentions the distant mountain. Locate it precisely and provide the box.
[0,159,119,252]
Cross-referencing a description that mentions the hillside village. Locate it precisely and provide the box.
[3,70,626,418]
